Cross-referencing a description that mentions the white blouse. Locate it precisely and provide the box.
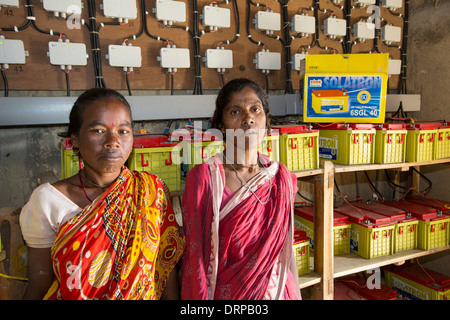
[19,183,82,248]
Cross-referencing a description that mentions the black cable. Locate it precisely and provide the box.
[25,0,65,37]
[344,0,352,53]
[384,170,408,190]
[411,167,432,195]
[220,72,225,88]
[279,0,293,94]
[247,0,266,47]
[62,69,70,97]
[86,0,105,88]
[397,0,409,94]
[334,178,341,193]
[192,0,203,95]
[1,69,8,97]
[297,191,313,203]
[364,171,385,201]
[125,72,132,96]
[216,0,240,45]
[265,73,269,93]
[170,72,174,95]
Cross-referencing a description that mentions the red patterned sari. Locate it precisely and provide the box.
[44,167,184,300]
[181,154,300,300]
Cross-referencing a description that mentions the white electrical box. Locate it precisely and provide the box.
[381,0,402,10]
[102,0,137,21]
[43,0,82,17]
[323,17,346,39]
[107,44,142,68]
[291,14,315,36]
[353,21,375,41]
[254,50,281,71]
[48,41,87,67]
[155,0,186,25]
[159,47,190,69]
[354,0,376,6]
[0,0,19,8]
[0,37,26,66]
[203,5,230,29]
[205,48,233,69]
[388,59,401,75]
[255,11,281,33]
[380,25,402,44]
[292,53,307,72]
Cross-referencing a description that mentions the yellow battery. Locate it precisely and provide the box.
[317,123,376,165]
[187,140,224,172]
[406,123,439,162]
[272,125,319,172]
[128,146,182,192]
[294,206,351,256]
[129,135,182,192]
[384,262,450,300]
[435,125,450,159]
[374,124,407,164]
[293,229,311,276]
[258,133,280,162]
[311,88,349,113]
[60,138,81,179]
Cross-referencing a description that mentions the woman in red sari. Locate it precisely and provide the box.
[20,88,184,299]
[181,78,300,300]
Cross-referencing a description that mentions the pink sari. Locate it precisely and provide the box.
[181,154,300,300]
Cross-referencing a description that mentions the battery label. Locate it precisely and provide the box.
[350,228,359,252]
[319,136,337,160]
[304,74,385,122]
[391,276,429,300]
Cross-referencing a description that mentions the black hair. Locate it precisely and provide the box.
[211,78,269,130]
[62,88,132,138]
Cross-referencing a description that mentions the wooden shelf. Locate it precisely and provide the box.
[334,158,450,173]
[299,272,321,289]
[296,158,450,299]
[334,246,450,278]
[170,158,450,299]
[292,168,324,178]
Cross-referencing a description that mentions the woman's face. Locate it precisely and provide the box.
[220,87,267,149]
[71,98,133,176]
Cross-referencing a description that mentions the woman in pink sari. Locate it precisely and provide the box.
[181,78,300,300]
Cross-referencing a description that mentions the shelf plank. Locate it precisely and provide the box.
[293,168,324,178]
[333,245,450,278]
[299,272,321,289]
[334,158,450,173]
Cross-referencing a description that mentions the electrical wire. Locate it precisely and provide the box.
[62,69,70,97]
[297,190,313,203]
[1,69,8,97]
[125,71,132,96]
[86,0,106,88]
[364,171,385,201]
[415,258,437,284]
[192,0,203,95]
[278,0,293,94]
[411,167,432,196]
[397,0,409,94]
[216,0,240,45]
[214,0,240,86]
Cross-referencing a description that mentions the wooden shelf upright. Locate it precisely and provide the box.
[293,158,450,300]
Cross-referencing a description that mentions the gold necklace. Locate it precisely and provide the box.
[225,156,272,205]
